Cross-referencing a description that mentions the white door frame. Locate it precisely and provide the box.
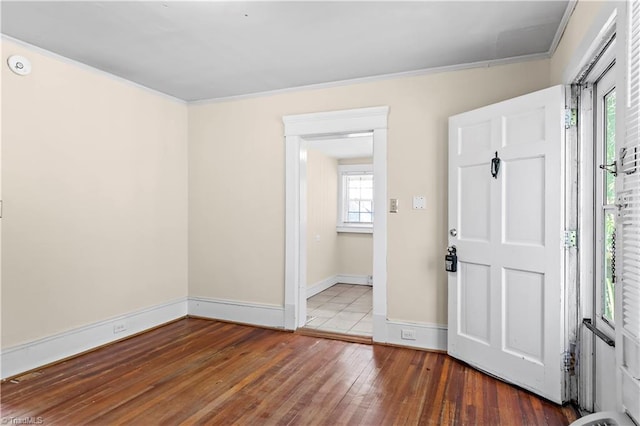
[563,5,619,411]
[283,106,389,341]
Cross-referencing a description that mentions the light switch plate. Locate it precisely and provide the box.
[413,196,426,209]
[390,198,398,213]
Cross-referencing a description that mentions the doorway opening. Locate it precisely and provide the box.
[576,34,618,413]
[282,106,388,342]
[303,135,373,336]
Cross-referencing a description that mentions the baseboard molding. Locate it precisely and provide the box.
[382,319,448,352]
[1,297,188,379]
[188,297,284,329]
[307,274,372,298]
[307,276,338,298]
[336,274,372,286]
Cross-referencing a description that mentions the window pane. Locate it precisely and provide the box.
[348,187,361,200]
[603,210,615,323]
[342,172,374,225]
[348,178,361,189]
[605,90,616,205]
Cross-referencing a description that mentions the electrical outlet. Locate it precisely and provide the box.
[401,329,416,340]
[113,322,127,334]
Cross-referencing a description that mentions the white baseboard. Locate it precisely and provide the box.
[336,274,372,286]
[1,297,188,379]
[306,276,339,298]
[381,319,448,352]
[307,274,372,298]
[188,297,284,329]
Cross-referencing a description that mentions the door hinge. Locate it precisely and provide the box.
[562,350,576,373]
[563,230,578,249]
[564,108,577,129]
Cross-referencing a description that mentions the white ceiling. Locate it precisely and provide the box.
[1,1,571,102]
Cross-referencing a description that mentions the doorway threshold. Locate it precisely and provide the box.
[296,327,372,345]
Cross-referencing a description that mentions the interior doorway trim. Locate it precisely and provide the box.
[283,106,389,342]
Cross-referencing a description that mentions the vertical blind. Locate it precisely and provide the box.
[620,0,640,421]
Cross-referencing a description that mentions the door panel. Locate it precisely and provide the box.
[459,165,491,241]
[503,268,544,363]
[459,121,492,154]
[503,157,546,245]
[459,262,491,344]
[448,85,565,404]
[503,107,546,147]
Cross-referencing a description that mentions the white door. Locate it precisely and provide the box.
[448,85,565,404]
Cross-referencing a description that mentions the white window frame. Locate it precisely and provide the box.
[337,164,373,233]
[593,60,617,337]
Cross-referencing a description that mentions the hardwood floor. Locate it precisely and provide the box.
[1,318,578,425]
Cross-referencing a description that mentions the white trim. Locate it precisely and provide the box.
[283,107,388,334]
[337,164,373,174]
[307,275,372,298]
[307,276,339,298]
[0,297,188,379]
[190,53,549,105]
[548,1,578,58]
[337,226,372,234]
[371,127,388,344]
[0,34,186,105]
[337,163,374,231]
[572,8,620,412]
[384,320,448,352]
[336,274,371,286]
[188,297,284,329]
[284,106,389,136]
[561,3,619,84]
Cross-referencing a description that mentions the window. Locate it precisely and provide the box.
[594,61,616,329]
[337,164,373,233]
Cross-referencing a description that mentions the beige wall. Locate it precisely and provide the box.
[0,0,602,352]
[336,157,373,278]
[188,59,550,324]
[1,40,189,348]
[337,233,372,277]
[550,1,608,84]
[306,151,374,284]
[306,149,339,286]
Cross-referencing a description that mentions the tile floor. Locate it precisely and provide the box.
[305,283,372,336]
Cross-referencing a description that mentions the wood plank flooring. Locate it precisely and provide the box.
[1,318,579,425]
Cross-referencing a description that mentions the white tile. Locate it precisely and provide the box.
[343,304,371,313]
[350,319,373,334]
[335,311,367,321]
[309,308,337,318]
[331,296,358,305]
[321,302,348,312]
[321,317,359,331]
[306,317,329,328]
[308,294,333,303]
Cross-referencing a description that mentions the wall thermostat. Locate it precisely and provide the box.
[7,55,31,76]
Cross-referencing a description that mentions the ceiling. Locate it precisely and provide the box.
[1,1,571,102]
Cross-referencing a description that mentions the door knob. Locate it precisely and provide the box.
[450,228,457,237]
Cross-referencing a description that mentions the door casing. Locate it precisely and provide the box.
[283,106,389,341]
